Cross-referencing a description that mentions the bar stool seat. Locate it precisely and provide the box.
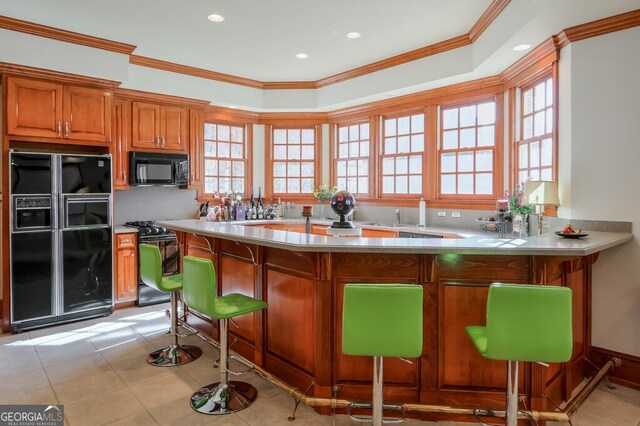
[465,283,572,426]
[183,255,268,415]
[139,244,202,367]
[342,283,423,426]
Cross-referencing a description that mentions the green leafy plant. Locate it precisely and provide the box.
[506,184,534,215]
[313,185,338,203]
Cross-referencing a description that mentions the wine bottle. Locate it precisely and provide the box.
[250,187,255,208]
[257,187,263,207]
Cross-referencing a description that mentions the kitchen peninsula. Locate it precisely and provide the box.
[158,218,631,421]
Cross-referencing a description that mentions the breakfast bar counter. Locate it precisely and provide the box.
[158,218,631,422]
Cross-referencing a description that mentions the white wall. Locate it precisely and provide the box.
[560,27,640,356]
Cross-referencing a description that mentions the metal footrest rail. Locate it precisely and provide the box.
[177,320,620,423]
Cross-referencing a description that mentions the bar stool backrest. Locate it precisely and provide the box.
[342,284,423,358]
[182,256,217,318]
[485,283,573,362]
[139,243,164,292]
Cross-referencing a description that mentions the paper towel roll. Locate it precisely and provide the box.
[419,198,426,227]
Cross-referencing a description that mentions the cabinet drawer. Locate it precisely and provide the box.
[117,233,136,248]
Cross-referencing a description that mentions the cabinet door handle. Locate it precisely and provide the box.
[122,172,127,182]
[57,122,62,137]
[155,136,160,147]
[161,136,165,147]
[64,122,69,137]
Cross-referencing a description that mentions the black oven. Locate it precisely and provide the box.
[130,152,189,186]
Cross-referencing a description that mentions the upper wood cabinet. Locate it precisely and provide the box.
[132,101,187,152]
[189,109,204,190]
[6,76,112,143]
[112,98,131,190]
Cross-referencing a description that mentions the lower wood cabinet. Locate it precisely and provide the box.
[115,232,138,304]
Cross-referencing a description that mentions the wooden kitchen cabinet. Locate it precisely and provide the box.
[132,101,188,152]
[361,228,398,238]
[188,109,204,190]
[115,232,138,303]
[112,98,131,190]
[6,76,112,143]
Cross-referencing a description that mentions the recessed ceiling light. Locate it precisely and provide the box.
[207,14,225,22]
[512,44,532,51]
[346,32,361,39]
[296,53,309,59]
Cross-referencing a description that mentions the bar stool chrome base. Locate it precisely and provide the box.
[146,344,202,367]
[190,381,258,415]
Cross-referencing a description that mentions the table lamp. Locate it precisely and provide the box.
[523,180,560,235]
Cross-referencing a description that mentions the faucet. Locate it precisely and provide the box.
[395,208,400,226]
[350,206,358,221]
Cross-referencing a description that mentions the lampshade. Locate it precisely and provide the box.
[523,180,560,206]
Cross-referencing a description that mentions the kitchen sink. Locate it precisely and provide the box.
[361,222,413,228]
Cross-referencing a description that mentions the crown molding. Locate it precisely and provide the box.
[113,87,210,107]
[0,62,121,88]
[262,81,317,90]
[205,106,260,123]
[258,112,330,125]
[554,8,640,49]
[501,38,558,88]
[0,15,136,54]
[469,0,511,42]
[129,54,264,89]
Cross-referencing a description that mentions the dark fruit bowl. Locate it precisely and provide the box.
[555,231,589,239]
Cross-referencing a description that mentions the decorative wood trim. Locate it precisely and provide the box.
[204,106,259,124]
[554,9,640,49]
[129,54,264,89]
[501,38,558,89]
[0,16,136,54]
[0,62,121,88]
[469,0,512,42]
[262,81,317,90]
[315,34,472,88]
[591,346,640,391]
[258,112,329,125]
[113,87,209,107]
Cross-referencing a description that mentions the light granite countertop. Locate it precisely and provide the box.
[113,225,138,234]
[156,219,632,256]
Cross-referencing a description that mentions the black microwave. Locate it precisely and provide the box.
[130,152,189,186]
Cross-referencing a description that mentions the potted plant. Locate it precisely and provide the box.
[506,184,534,237]
[313,184,338,219]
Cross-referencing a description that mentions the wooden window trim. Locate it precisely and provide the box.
[435,96,504,202]
[201,121,252,199]
[265,124,322,202]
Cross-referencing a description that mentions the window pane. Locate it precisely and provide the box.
[397,136,410,153]
[218,125,230,141]
[396,175,408,193]
[205,177,216,193]
[546,78,553,106]
[475,173,492,195]
[274,162,286,177]
[409,176,422,194]
[218,142,230,158]
[287,178,300,193]
[523,89,533,115]
[541,138,553,166]
[383,176,394,193]
[477,102,495,125]
[233,178,244,193]
[347,160,357,176]
[231,143,243,159]
[301,178,314,193]
[287,162,300,177]
[523,116,533,139]
[288,145,300,159]
[337,160,347,177]
[460,106,476,127]
[339,126,348,142]
[383,157,394,175]
[301,145,314,159]
[301,162,314,177]
[288,130,300,143]
[460,128,476,148]
[546,107,553,133]
[274,145,287,160]
[347,177,357,192]
[458,152,473,172]
[458,174,473,194]
[219,177,231,193]
[360,141,369,157]
[274,129,286,144]
[204,141,216,156]
[519,144,528,168]
[398,116,410,134]
[384,119,396,136]
[230,126,243,142]
[477,125,495,147]
[274,178,286,192]
[361,123,369,140]
[529,169,540,180]
[205,159,216,175]
[476,150,493,172]
[349,125,359,141]
[541,168,552,181]
[409,155,421,174]
[441,175,456,194]
[530,141,540,167]
[232,161,244,176]
[337,178,346,190]
[519,171,529,184]
[339,143,348,158]
[534,83,545,111]
[301,129,314,144]
[411,114,424,133]
[534,111,545,137]
[204,124,216,140]
[350,141,360,157]
[385,137,397,154]
[396,156,408,174]
[358,178,368,193]
[443,109,458,130]
[219,160,231,176]
[358,159,369,175]
[411,134,424,152]
[443,130,458,150]
[441,153,456,173]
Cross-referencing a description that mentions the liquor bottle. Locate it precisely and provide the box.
[257,204,264,220]
[250,187,255,208]
[257,187,263,207]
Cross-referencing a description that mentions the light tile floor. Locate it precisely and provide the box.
[1,304,639,426]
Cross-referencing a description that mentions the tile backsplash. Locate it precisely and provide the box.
[114,186,198,224]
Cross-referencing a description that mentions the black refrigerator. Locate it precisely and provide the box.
[10,151,113,332]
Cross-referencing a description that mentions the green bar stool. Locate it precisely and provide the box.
[465,283,573,426]
[342,283,423,426]
[139,243,202,366]
[182,255,268,415]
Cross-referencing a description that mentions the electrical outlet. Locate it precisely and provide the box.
[452,211,461,218]
[437,211,446,217]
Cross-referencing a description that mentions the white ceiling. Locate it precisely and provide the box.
[1,0,639,100]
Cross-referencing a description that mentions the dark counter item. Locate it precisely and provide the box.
[555,231,589,239]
